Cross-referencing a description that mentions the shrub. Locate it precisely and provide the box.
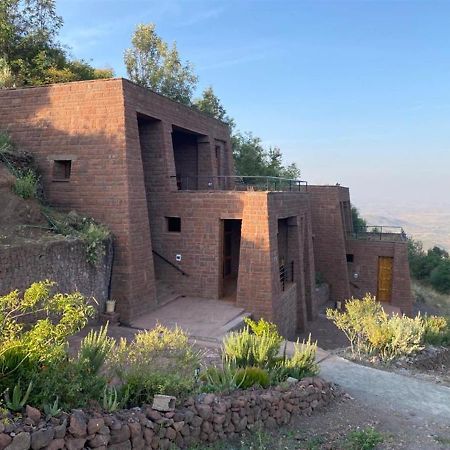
[423,315,450,346]
[430,260,450,294]
[223,318,283,369]
[13,170,38,199]
[200,364,244,394]
[110,325,201,406]
[235,367,270,389]
[345,427,384,450]
[0,131,13,153]
[327,295,426,361]
[281,335,319,379]
[81,222,110,265]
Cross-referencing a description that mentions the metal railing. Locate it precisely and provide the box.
[279,260,295,291]
[152,250,189,276]
[348,225,407,242]
[171,175,308,192]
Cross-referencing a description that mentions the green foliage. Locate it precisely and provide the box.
[43,396,61,417]
[0,131,13,153]
[351,206,367,233]
[110,325,201,406]
[232,132,301,179]
[423,315,450,346]
[281,336,319,379]
[0,0,113,87]
[326,295,427,361]
[345,427,384,450]
[194,86,234,126]
[43,208,110,265]
[235,367,270,389]
[408,238,450,294]
[102,386,119,413]
[223,318,283,369]
[13,169,38,199]
[4,381,32,412]
[0,281,95,409]
[124,23,198,105]
[200,364,245,394]
[78,324,115,375]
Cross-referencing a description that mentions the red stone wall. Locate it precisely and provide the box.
[346,239,413,315]
[308,186,351,303]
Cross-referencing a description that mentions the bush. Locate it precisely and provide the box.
[280,335,319,379]
[423,315,450,346]
[327,295,426,361]
[200,364,244,393]
[223,318,283,369]
[81,222,110,265]
[430,260,450,294]
[235,367,270,389]
[13,170,38,199]
[109,325,201,406]
[0,281,96,409]
[0,131,13,153]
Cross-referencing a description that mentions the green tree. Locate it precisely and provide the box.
[430,260,450,294]
[351,206,367,232]
[194,86,234,126]
[124,23,198,105]
[232,132,300,178]
[0,0,113,87]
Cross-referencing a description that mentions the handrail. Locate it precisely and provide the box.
[152,250,189,276]
[170,175,308,192]
[349,225,407,242]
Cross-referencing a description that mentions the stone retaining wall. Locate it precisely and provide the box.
[0,377,339,450]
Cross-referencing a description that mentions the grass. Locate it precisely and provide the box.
[434,436,450,447]
[187,427,384,450]
[13,170,38,199]
[413,281,450,316]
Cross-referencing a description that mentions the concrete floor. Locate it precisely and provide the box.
[130,296,249,340]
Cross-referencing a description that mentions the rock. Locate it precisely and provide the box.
[0,424,4,434]
[98,426,111,436]
[26,406,41,425]
[5,432,31,450]
[88,418,104,435]
[213,414,226,425]
[110,425,130,444]
[64,438,86,450]
[89,434,110,448]
[172,421,184,433]
[203,394,215,405]
[286,377,298,384]
[131,436,145,450]
[0,433,12,450]
[43,439,64,450]
[196,404,212,420]
[152,395,176,413]
[106,440,131,450]
[143,429,154,444]
[68,413,86,438]
[164,428,176,441]
[127,422,141,439]
[31,428,54,450]
[53,421,66,440]
[146,410,161,422]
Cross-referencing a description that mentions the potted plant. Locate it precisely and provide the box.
[105,299,116,314]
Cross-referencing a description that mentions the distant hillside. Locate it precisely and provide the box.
[360,206,450,251]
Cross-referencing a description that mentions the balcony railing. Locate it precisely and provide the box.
[348,225,407,242]
[171,175,308,192]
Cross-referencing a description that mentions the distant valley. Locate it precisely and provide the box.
[359,204,450,251]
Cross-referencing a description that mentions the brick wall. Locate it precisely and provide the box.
[346,239,413,315]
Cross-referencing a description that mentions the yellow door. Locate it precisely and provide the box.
[377,256,393,302]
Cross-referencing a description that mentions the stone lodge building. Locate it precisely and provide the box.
[0,78,412,338]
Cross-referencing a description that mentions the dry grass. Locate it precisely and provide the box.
[412,281,450,316]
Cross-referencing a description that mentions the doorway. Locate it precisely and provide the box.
[377,256,393,302]
[221,219,242,300]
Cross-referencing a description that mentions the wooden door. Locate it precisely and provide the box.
[377,256,393,302]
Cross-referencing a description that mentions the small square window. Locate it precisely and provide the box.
[53,160,71,180]
[166,217,181,232]
[346,254,354,263]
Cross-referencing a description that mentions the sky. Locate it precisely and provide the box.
[58,0,450,209]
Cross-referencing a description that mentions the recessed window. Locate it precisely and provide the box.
[53,160,71,180]
[346,254,354,263]
[166,217,181,233]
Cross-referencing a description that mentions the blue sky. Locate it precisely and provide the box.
[58,0,450,209]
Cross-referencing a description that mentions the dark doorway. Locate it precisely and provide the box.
[221,219,242,300]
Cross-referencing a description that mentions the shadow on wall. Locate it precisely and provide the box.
[0,80,155,321]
